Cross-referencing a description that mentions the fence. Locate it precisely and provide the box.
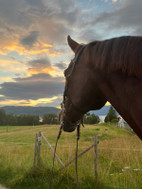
[33,131,99,181]
[32,131,142,189]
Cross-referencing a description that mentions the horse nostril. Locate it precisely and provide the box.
[61,118,76,132]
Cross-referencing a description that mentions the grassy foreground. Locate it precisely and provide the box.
[0,124,141,189]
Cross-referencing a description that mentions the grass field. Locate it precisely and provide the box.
[0,124,142,189]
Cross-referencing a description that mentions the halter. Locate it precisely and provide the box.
[61,45,86,127]
[59,45,86,188]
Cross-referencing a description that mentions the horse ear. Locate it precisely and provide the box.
[67,35,80,53]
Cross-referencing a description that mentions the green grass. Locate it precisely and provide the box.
[0,124,142,189]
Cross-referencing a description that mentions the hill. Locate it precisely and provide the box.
[90,105,111,116]
[0,105,115,117]
[1,106,59,117]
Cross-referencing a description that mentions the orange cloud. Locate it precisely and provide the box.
[0,59,27,73]
[0,96,58,106]
[0,77,14,83]
[0,39,62,57]
[28,67,55,75]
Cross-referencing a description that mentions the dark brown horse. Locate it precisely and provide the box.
[60,35,142,140]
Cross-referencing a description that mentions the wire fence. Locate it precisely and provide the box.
[0,141,141,151]
[32,131,99,187]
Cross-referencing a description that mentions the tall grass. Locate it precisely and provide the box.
[0,124,141,189]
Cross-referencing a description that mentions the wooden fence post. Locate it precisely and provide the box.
[37,131,42,163]
[38,131,42,153]
[33,133,38,168]
[94,134,98,181]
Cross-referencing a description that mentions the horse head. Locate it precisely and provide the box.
[59,36,107,132]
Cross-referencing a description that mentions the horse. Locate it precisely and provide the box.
[59,35,142,140]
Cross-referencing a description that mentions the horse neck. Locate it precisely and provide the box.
[94,70,142,140]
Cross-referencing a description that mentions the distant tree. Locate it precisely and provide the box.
[0,110,40,126]
[105,106,118,123]
[6,114,17,126]
[43,114,59,124]
[0,109,6,125]
[84,113,100,124]
[16,115,40,126]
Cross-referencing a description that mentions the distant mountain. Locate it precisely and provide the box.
[90,105,111,116]
[90,105,119,116]
[0,105,113,117]
[1,106,60,117]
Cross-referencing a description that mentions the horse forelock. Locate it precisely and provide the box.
[88,36,142,79]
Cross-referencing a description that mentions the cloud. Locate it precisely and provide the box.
[0,77,14,83]
[0,0,32,28]
[20,31,39,48]
[27,57,54,75]
[26,57,67,77]
[0,96,60,107]
[0,0,141,108]
[90,0,142,39]
[0,58,27,73]
[24,0,44,7]
[54,63,67,70]
[0,37,58,56]
[77,0,142,42]
[0,0,83,58]
[0,0,82,48]
[35,95,63,107]
[0,73,64,100]
[1,0,141,53]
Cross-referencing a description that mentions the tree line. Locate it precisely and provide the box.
[83,106,118,124]
[0,109,40,126]
[0,109,60,126]
[42,106,118,125]
[0,106,118,126]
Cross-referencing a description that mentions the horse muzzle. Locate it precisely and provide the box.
[61,117,76,132]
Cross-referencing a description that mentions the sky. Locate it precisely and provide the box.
[0,0,142,108]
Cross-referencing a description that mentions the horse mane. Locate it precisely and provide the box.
[88,36,142,78]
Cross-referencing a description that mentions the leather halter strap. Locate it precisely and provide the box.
[63,45,86,115]
[67,45,86,78]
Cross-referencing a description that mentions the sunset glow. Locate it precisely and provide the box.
[0,96,58,107]
[0,0,141,108]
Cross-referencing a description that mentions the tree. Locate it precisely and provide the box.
[0,110,40,126]
[6,114,17,126]
[84,113,100,124]
[43,114,59,124]
[0,109,6,125]
[105,106,118,123]
[16,115,40,126]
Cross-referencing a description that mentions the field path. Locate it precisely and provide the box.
[0,184,8,189]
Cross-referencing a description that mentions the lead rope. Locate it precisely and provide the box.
[48,125,63,189]
[75,124,80,189]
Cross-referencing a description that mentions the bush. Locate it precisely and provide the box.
[111,118,118,123]
[84,113,100,124]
